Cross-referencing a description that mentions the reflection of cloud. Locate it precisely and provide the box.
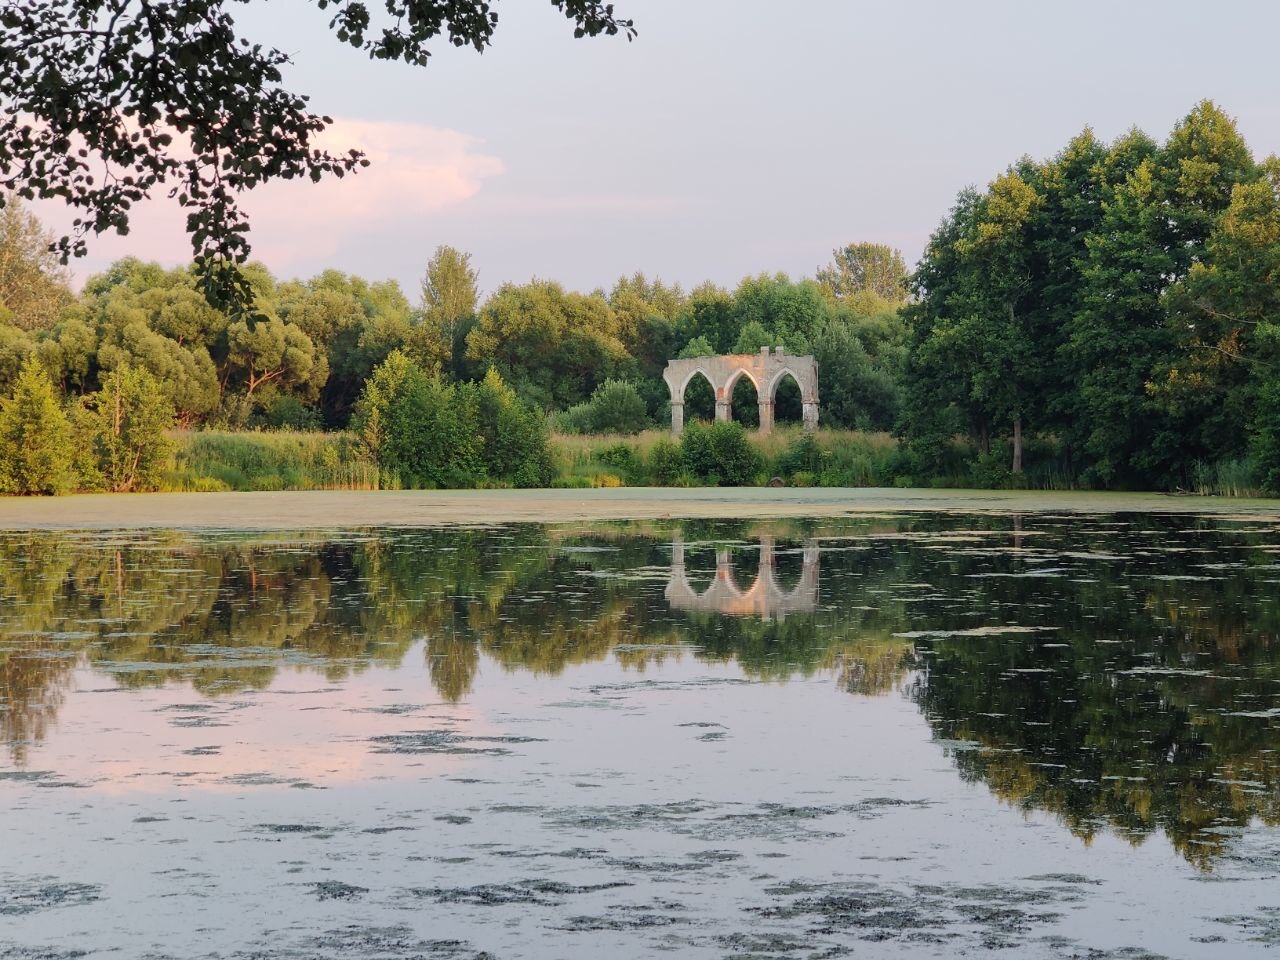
[45,658,489,795]
[31,118,504,280]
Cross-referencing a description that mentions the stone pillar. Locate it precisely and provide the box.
[799,540,820,600]
[802,542,819,580]
[714,388,731,423]
[802,401,819,431]
[758,399,774,433]
[758,536,775,580]
[715,548,732,583]
[670,401,684,435]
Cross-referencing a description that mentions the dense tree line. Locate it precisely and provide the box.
[0,197,908,437]
[904,100,1280,490]
[1,0,634,315]
[3,98,1280,495]
[0,197,911,493]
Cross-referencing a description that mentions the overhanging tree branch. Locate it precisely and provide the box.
[0,0,634,317]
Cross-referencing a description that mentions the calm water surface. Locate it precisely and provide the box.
[1,513,1278,958]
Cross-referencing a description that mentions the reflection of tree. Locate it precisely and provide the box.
[0,536,79,764]
[828,632,913,696]
[2,516,1279,872]
[907,524,1280,870]
[426,636,481,703]
[0,524,912,742]
[913,640,1280,868]
[0,642,74,766]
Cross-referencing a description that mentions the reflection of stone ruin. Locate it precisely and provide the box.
[662,348,819,434]
[665,535,819,620]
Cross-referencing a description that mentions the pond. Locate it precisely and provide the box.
[1,513,1278,958]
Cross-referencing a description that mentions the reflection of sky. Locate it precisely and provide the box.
[4,645,1273,959]
[37,657,486,793]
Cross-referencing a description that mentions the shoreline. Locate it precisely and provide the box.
[3,487,1280,530]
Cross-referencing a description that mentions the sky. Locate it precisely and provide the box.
[37,0,1280,298]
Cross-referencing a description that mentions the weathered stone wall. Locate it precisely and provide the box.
[661,348,818,434]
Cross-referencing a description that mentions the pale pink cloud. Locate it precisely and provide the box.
[31,118,504,283]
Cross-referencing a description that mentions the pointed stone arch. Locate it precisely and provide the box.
[665,534,820,620]
[678,367,717,425]
[677,365,716,398]
[662,348,818,434]
[724,367,761,427]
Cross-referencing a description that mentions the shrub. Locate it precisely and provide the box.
[385,377,480,488]
[777,433,823,477]
[354,358,554,490]
[587,379,649,434]
[596,442,639,473]
[969,449,1013,489]
[557,379,650,435]
[680,421,761,486]
[679,422,715,479]
[555,402,594,435]
[474,368,554,487]
[648,437,683,486]
[354,351,481,488]
[0,358,72,495]
[255,391,323,431]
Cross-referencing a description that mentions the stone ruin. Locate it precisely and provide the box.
[664,535,819,620]
[661,347,818,434]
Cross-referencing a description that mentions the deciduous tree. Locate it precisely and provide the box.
[0,196,71,330]
[466,280,627,408]
[74,365,175,492]
[817,242,908,305]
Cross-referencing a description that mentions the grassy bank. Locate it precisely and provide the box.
[552,427,899,488]
[161,427,900,492]
[158,427,1268,497]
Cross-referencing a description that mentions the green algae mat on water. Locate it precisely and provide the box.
[1,513,1279,958]
[0,486,1278,531]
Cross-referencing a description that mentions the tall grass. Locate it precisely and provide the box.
[552,429,671,486]
[167,430,382,492]
[1191,458,1263,498]
[551,427,900,488]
